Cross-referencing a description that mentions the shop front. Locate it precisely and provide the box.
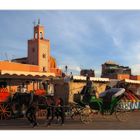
[0,70,55,95]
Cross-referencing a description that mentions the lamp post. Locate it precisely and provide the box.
[65,65,68,75]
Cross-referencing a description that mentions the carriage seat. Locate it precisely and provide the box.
[99,88,125,98]
[99,88,125,107]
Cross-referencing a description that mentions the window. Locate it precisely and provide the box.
[40,32,43,39]
[35,32,38,39]
[42,53,46,58]
[43,67,46,72]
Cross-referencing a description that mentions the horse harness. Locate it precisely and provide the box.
[29,92,34,106]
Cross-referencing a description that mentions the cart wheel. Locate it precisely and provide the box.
[80,113,93,124]
[115,104,129,122]
[71,108,81,121]
[69,104,82,120]
[0,104,12,120]
[80,107,94,124]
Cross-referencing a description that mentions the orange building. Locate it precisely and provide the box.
[12,22,62,76]
[116,74,130,80]
[130,75,140,80]
[0,21,62,93]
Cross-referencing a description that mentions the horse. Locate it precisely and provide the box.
[45,96,65,126]
[11,92,39,127]
[11,92,65,127]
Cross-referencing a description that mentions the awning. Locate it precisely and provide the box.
[0,70,55,80]
[124,79,140,84]
[73,75,109,82]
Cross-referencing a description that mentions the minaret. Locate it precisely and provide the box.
[33,19,45,40]
[28,19,50,72]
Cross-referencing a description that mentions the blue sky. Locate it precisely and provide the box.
[0,10,140,76]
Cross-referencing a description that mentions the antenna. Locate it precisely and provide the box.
[4,52,10,62]
[5,52,8,61]
[1,52,4,60]
[38,18,40,25]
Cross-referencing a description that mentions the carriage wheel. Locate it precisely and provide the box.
[115,104,129,122]
[80,113,93,124]
[0,104,12,120]
[70,106,83,121]
[80,107,94,124]
[69,104,82,121]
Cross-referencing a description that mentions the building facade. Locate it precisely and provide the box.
[101,61,131,79]
[0,21,62,92]
[80,69,95,77]
[11,22,62,76]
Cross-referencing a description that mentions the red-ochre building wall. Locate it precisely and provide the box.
[0,61,39,72]
[0,23,62,77]
[27,24,62,76]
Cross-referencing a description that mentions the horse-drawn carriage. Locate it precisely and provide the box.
[0,79,65,126]
[1,77,139,127]
[70,78,130,124]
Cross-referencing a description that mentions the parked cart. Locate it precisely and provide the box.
[70,79,129,124]
[0,82,12,120]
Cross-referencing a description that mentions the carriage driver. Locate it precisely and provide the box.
[81,76,97,103]
[85,76,97,96]
[85,76,92,95]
